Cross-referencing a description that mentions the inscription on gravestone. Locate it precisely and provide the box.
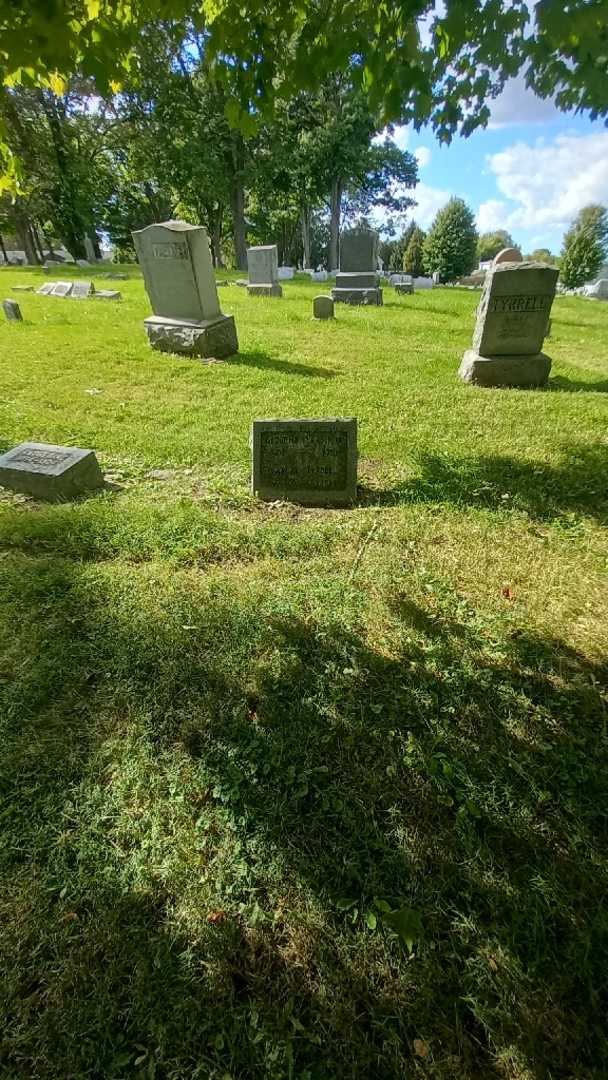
[0,442,104,500]
[251,418,357,506]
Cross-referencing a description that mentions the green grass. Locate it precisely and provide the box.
[0,265,607,1079]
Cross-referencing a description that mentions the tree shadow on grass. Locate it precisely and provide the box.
[228,347,338,379]
[359,443,608,524]
[0,543,606,1077]
[549,374,608,393]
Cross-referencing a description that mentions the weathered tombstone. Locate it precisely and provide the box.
[311,270,328,283]
[3,298,22,321]
[76,259,91,268]
[132,220,238,358]
[251,418,357,506]
[395,275,414,295]
[413,276,433,289]
[278,266,294,280]
[247,245,282,297]
[36,282,55,295]
[94,289,121,301]
[51,281,73,297]
[459,260,559,387]
[584,278,608,300]
[331,226,382,306]
[71,280,95,299]
[313,295,334,320]
[0,442,104,500]
[493,247,522,266]
[12,285,34,292]
[432,270,441,284]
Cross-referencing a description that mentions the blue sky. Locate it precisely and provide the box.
[373,76,608,256]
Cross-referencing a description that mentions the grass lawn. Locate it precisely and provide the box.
[0,266,607,1079]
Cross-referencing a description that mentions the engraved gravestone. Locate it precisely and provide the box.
[71,280,95,299]
[251,418,357,506]
[0,442,104,500]
[37,282,54,295]
[247,245,282,297]
[459,261,558,387]
[493,247,522,266]
[331,226,382,306]
[51,281,73,298]
[133,220,238,358]
[3,298,22,321]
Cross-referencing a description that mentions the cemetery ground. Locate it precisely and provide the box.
[0,266,607,1080]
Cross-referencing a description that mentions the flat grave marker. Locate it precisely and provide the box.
[0,442,104,500]
[251,418,357,506]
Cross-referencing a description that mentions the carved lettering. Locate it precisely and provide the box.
[151,242,189,259]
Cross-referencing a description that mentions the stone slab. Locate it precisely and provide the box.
[144,314,238,358]
[334,272,378,290]
[459,349,551,388]
[12,285,34,292]
[313,295,334,320]
[3,299,22,321]
[395,282,414,295]
[339,227,378,272]
[71,280,95,298]
[247,245,279,285]
[36,282,55,295]
[133,220,221,322]
[585,278,608,299]
[331,287,383,306]
[311,270,329,282]
[0,442,104,500]
[51,281,73,297]
[473,261,558,356]
[493,247,522,266]
[247,283,283,298]
[251,418,357,506]
[94,289,121,300]
[278,266,294,279]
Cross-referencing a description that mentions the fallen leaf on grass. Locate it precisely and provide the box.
[501,585,515,600]
[413,1038,429,1058]
[61,911,78,922]
[206,910,227,924]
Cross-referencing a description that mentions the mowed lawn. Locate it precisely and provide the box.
[0,266,607,1080]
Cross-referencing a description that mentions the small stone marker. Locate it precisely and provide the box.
[493,247,522,266]
[12,285,34,292]
[133,219,238,358]
[71,280,95,299]
[313,295,334,320]
[0,442,104,500]
[94,289,121,301]
[36,282,54,295]
[331,226,382,306]
[247,245,282,297]
[278,266,294,280]
[3,299,23,321]
[251,418,357,506]
[51,281,73,297]
[459,260,558,388]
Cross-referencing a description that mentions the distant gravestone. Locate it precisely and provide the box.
[71,280,95,299]
[247,245,282,297]
[251,418,357,506]
[3,298,22,321]
[459,261,558,387]
[51,281,73,297]
[332,226,382,306]
[76,259,91,268]
[311,270,329,282]
[313,295,334,320]
[94,289,121,301]
[133,220,238,358]
[278,266,294,280]
[0,442,104,500]
[493,247,522,266]
[585,278,608,300]
[36,282,54,295]
[12,285,34,293]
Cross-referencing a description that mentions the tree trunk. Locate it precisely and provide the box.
[229,132,248,270]
[211,210,224,268]
[328,177,342,270]
[33,225,45,262]
[301,205,311,269]
[0,233,7,263]
[11,205,40,264]
[37,89,87,259]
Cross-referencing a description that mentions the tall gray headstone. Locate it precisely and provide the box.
[0,442,104,500]
[459,261,558,387]
[3,299,22,321]
[247,245,282,297]
[251,418,357,506]
[133,220,238,358]
[332,226,382,306]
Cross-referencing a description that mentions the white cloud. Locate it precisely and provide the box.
[410,182,450,227]
[414,146,431,169]
[373,125,410,150]
[489,74,565,128]
[483,131,608,232]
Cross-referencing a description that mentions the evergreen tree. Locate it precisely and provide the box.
[560,204,608,287]
[402,225,425,276]
[477,229,515,262]
[422,198,478,281]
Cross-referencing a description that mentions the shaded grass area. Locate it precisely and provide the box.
[0,268,607,1078]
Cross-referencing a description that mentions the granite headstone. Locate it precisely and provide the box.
[133,220,238,358]
[247,245,282,297]
[0,442,104,500]
[251,418,357,506]
[3,299,23,321]
[332,226,382,306]
[313,295,334,320]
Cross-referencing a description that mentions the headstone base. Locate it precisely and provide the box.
[395,283,414,295]
[247,283,283,298]
[459,349,551,388]
[144,314,238,359]
[331,287,383,306]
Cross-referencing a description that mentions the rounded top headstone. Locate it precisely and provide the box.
[493,247,523,266]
